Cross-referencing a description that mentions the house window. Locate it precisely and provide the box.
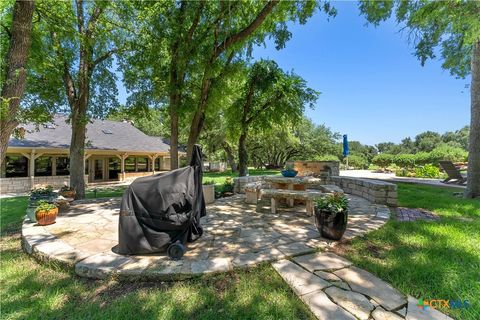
[56,157,69,176]
[125,157,135,172]
[35,156,52,176]
[5,155,28,177]
[137,157,148,172]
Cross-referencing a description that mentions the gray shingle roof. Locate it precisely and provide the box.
[9,115,171,153]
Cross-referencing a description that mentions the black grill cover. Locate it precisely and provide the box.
[115,145,206,255]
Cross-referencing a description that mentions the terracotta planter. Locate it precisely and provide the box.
[35,207,58,226]
[60,190,76,199]
[202,184,215,204]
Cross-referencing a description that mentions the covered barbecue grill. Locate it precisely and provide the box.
[114,145,206,259]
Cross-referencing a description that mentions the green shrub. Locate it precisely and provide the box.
[395,168,409,177]
[415,164,441,178]
[372,154,394,169]
[393,154,416,169]
[346,154,369,169]
[313,154,340,161]
[414,152,434,165]
[430,145,468,163]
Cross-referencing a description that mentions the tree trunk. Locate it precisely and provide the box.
[169,104,179,169]
[465,40,480,198]
[186,77,211,162]
[69,108,87,199]
[238,131,248,176]
[222,141,237,172]
[0,0,35,174]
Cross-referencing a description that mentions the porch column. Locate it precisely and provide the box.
[134,157,138,172]
[29,150,35,189]
[51,156,57,176]
[116,154,127,181]
[149,155,158,174]
[84,154,92,184]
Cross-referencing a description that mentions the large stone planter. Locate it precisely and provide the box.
[203,184,215,204]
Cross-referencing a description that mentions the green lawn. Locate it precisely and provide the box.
[340,183,480,320]
[203,169,280,185]
[2,178,478,319]
[0,170,311,320]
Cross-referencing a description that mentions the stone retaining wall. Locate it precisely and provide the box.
[0,175,89,193]
[286,160,340,177]
[233,175,398,206]
[327,176,397,206]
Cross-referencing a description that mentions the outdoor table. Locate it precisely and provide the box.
[263,176,322,207]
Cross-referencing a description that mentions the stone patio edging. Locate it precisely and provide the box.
[21,194,391,281]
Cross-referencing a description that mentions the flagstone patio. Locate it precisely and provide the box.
[21,193,455,320]
[22,193,390,280]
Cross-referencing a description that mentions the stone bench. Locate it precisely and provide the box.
[261,189,327,215]
[245,180,271,204]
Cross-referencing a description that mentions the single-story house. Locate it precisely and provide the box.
[1,114,181,193]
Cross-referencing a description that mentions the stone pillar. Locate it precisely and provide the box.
[29,150,35,189]
[51,156,57,176]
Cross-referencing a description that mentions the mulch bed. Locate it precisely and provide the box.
[395,207,440,222]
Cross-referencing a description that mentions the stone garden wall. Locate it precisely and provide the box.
[327,176,398,206]
[286,160,340,177]
[233,175,398,207]
[0,175,89,194]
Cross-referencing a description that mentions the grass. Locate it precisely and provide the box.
[3,174,478,319]
[203,169,280,185]
[0,169,312,320]
[339,183,480,319]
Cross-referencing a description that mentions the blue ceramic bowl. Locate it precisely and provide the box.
[281,169,298,177]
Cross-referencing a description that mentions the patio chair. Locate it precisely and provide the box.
[439,160,467,185]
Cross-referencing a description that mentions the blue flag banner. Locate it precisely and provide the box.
[343,134,349,157]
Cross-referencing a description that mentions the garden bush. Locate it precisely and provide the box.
[393,154,416,169]
[371,154,394,170]
[414,164,441,178]
[346,154,369,169]
[414,152,434,165]
[430,145,468,163]
[313,154,340,161]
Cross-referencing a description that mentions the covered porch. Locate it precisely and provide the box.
[1,147,180,193]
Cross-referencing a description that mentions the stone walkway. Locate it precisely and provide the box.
[273,252,453,320]
[22,194,389,280]
[395,207,440,222]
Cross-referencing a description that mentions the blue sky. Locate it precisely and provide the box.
[117,1,470,146]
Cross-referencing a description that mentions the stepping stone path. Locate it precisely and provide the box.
[272,252,453,320]
[395,207,440,222]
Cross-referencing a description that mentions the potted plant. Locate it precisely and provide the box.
[202,180,216,204]
[35,200,58,226]
[314,192,349,240]
[59,185,76,198]
[281,163,298,177]
[30,186,55,201]
[27,186,56,222]
[222,177,234,197]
